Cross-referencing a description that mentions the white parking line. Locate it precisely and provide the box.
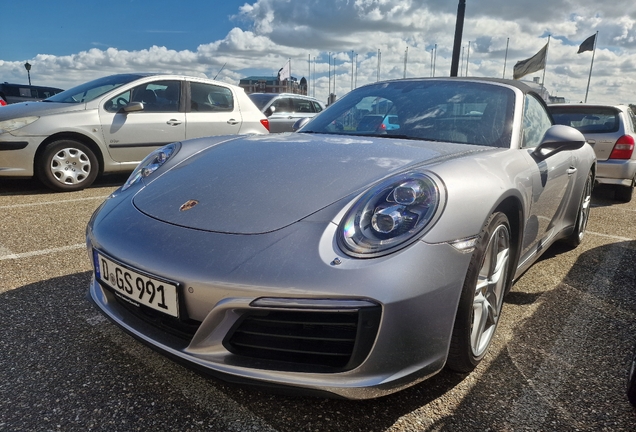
[0,195,109,210]
[587,230,633,242]
[0,243,86,261]
[591,203,636,213]
[504,240,626,428]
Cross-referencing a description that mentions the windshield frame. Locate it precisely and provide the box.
[44,73,152,104]
[300,79,516,149]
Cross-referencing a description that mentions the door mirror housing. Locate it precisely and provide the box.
[292,117,311,132]
[121,101,144,113]
[264,105,276,117]
[532,125,586,160]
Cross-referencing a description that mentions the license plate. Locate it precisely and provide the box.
[95,253,179,318]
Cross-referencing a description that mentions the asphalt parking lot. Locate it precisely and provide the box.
[1,175,635,431]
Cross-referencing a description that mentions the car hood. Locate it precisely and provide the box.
[133,133,496,234]
[0,101,85,120]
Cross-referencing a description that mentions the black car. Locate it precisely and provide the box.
[0,82,64,105]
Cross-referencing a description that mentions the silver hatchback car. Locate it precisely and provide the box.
[0,73,269,191]
[248,93,325,133]
[549,104,636,202]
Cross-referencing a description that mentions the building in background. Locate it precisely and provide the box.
[239,76,307,96]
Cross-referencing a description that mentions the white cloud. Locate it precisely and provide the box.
[2,0,636,104]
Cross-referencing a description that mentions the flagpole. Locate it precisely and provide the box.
[465,41,470,76]
[328,52,331,97]
[355,53,358,89]
[351,50,354,91]
[503,38,509,79]
[308,54,310,96]
[540,35,550,93]
[433,44,437,77]
[403,46,408,79]
[585,31,599,103]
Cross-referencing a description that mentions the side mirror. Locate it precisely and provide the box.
[292,117,311,132]
[532,125,586,160]
[121,101,144,113]
[265,105,276,117]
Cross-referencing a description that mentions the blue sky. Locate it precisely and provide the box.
[1,0,240,60]
[2,0,636,104]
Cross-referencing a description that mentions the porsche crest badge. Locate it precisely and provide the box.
[179,200,199,211]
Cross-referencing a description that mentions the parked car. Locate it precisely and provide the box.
[0,82,64,104]
[549,104,636,202]
[0,73,269,191]
[356,114,400,132]
[87,77,595,399]
[248,92,325,133]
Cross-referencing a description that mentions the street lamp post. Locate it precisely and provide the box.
[450,0,466,77]
[24,62,32,85]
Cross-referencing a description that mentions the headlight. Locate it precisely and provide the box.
[122,142,180,191]
[338,172,443,257]
[0,116,39,134]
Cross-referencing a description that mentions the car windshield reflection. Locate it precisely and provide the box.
[300,80,515,148]
[44,74,149,104]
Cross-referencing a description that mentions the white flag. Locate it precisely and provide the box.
[278,60,291,81]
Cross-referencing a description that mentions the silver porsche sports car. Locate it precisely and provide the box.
[87,77,595,399]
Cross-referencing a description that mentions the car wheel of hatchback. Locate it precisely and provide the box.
[37,140,99,191]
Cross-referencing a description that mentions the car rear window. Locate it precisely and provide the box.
[550,107,620,134]
[248,94,276,110]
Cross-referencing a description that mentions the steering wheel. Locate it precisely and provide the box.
[116,97,128,108]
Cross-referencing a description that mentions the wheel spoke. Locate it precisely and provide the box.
[49,147,92,185]
[471,223,510,357]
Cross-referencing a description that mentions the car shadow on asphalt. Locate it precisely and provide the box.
[591,184,632,207]
[2,245,635,430]
[226,240,636,430]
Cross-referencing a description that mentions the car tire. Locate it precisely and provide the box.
[37,140,99,192]
[446,212,511,373]
[615,184,633,203]
[628,345,636,406]
[563,171,593,248]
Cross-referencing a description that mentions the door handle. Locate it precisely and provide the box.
[567,167,577,175]
[227,119,239,125]
[587,139,596,145]
[166,119,182,126]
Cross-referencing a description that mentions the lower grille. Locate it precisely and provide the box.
[106,284,201,341]
[224,306,381,372]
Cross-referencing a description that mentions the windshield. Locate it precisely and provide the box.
[301,80,515,148]
[248,94,276,110]
[45,74,148,104]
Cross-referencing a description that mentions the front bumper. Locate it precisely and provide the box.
[0,135,44,177]
[86,193,473,399]
[596,159,636,186]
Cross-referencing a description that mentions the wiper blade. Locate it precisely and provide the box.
[379,134,443,142]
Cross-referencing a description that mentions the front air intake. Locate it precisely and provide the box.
[224,306,381,372]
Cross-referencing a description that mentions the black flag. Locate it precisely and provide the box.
[578,34,596,54]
